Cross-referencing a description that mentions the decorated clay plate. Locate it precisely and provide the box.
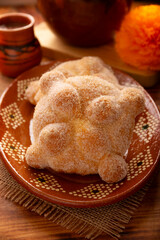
[0,61,160,208]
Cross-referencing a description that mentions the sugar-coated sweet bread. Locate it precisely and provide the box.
[25,57,145,183]
[26,57,120,105]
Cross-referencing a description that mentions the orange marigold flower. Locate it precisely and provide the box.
[115,5,160,71]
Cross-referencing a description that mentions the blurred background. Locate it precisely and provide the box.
[0,0,159,5]
[0,0,37,5]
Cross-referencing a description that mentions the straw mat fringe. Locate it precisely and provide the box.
[0,160,150,240]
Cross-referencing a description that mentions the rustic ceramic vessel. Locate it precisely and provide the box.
[0,13,42,77]
[38,0,132,47]
[0,61,159,208]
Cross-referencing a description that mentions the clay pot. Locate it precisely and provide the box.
[0,13,42,78]
[38,0,132,47]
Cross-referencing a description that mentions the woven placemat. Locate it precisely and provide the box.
[0,160,151,240]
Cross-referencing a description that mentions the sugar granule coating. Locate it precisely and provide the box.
[115,5,160,70]
[25,57,145,183]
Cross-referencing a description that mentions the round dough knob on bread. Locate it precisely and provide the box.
[85,96,121,125]
[39,123,71,154]
[51,83,81,119]
[98,153,128,183]
[40,71,66,94]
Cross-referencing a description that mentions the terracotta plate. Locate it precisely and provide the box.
[0,61,160,208]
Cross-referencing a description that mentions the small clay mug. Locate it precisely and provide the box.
[0,13,42,77]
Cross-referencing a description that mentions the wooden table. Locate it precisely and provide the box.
[0,3,160,240]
